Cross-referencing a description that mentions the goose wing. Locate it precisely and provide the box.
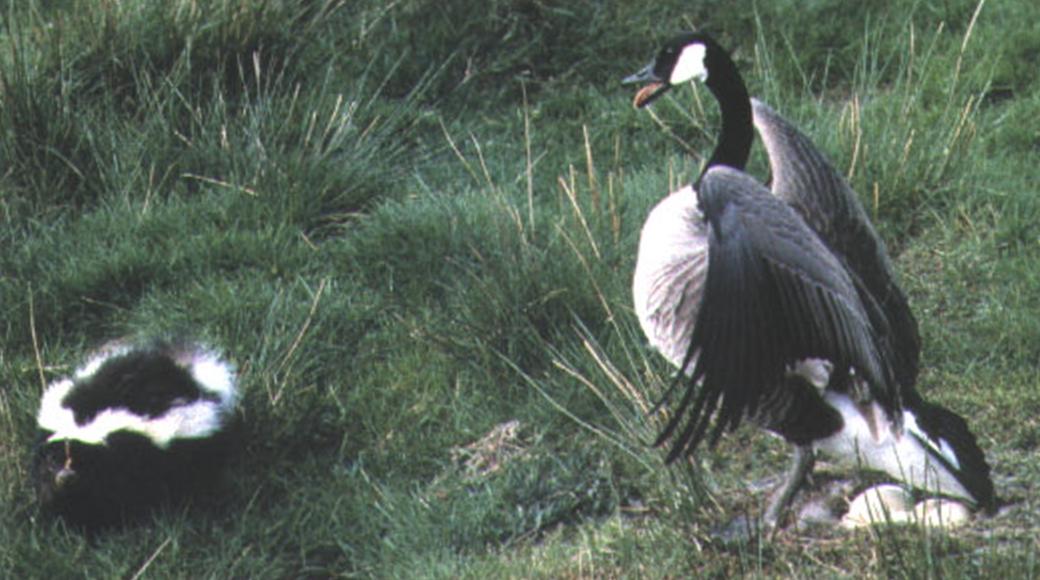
[751,99,920,392]
[657,166,898,462]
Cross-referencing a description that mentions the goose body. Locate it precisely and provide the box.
[33,339,238,529]
[625,32,994,528]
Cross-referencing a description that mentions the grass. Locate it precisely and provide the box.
[1,0,1038,576]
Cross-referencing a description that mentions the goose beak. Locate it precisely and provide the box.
[622,63,670,109]
[621,62,659,85]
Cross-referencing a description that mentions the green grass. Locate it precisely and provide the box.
[1,0,1038,576]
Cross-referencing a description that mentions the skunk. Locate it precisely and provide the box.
[32,339,238,529]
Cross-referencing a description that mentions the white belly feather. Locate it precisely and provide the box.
[632,185,709,371]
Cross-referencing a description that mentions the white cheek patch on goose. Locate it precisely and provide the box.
[669,43,708,85]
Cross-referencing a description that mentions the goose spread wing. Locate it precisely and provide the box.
[656,166,898,462]
[751,99,920,392]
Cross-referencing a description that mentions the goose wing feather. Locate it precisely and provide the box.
[657,166,898,462]
[751,99,920,392]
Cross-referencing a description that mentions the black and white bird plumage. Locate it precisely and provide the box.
[658,166,894,458]
[624,32,995,524]
[33,339,238,529]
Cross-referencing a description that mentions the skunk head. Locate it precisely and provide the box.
[33,339,238,528]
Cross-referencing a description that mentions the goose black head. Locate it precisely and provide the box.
[623,33,728,108]
[624,32,753,173]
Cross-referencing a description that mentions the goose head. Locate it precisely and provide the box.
[622,33,730,109]
[623,32,753,174]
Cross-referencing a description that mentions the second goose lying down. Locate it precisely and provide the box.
[623,32,995,529]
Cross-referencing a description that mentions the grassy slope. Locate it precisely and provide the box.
[0,0,1037,577]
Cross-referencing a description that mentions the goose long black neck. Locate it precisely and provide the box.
[699,47,753,179]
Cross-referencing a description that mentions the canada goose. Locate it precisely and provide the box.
[623,32,995,530]
[33,338,238,529]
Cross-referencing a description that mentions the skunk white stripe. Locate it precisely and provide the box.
[36,378,77,434]
[185,348,238,406]
[37,346,237,448]
[41,400,228,447]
